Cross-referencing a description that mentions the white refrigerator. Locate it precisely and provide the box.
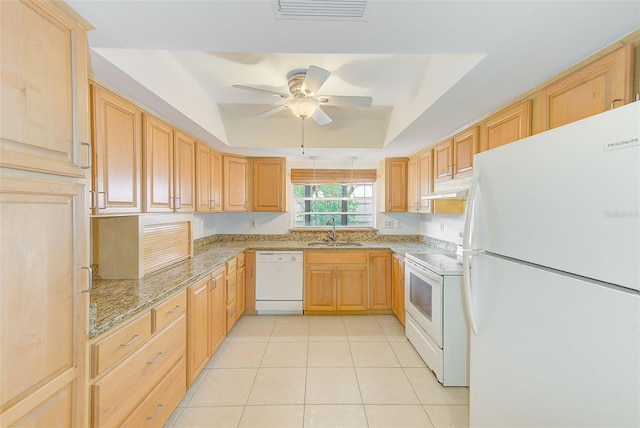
[463,102,640,427]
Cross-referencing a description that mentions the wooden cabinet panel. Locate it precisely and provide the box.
[433,140,453,183]
[192,147,223,213]
[453,127,478,178]
[304,267,337,311]
[91,313,152,378]
[336,266,368,311]
[226,263,238,332]
[391,254,405,325]
[91,315,186,428]
[0,0,89,178]
[209,267,226,355]
[120,357,186,428]
[1,177,89,426]
[383,158,408,212]
[237,265,246,317]
[223,155,249,211]
[369,252,391,310]
[173,131,196,213]
[153,290,186,333]
[252,157,286,212]
[143,115,174,212]
[480,100,532,152]
[540,44,634,131]
[418,150,433,212]
[187,277,210,386]
[8,382,74,428]
[407,156,418,212]
[305,251,368,265]
[91,85,142,214]
[243,251,256,314]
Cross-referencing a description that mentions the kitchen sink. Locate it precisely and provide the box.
[307,241,364,247]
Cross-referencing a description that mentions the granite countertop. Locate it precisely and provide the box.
[90,237,451,339]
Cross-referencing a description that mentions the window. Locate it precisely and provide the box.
[292,183,374,228]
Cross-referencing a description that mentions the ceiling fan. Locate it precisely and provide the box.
[232,65,373,126]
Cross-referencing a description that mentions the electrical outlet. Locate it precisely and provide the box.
[383,220,393,228]
[394,220,402,228]
[250,219,257,228]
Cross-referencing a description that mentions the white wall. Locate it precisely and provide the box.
[420,213,465,245]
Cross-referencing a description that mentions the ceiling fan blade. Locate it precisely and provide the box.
[301,65,331,95]
[317,95,373,108]
[312,107,332,126]
[256,104,288,117]
[232,84,290,98]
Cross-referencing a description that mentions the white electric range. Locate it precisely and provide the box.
[404,251,469,386]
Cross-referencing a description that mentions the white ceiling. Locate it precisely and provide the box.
[68,0,640,163]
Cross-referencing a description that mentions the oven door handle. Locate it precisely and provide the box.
[404,257,444,284]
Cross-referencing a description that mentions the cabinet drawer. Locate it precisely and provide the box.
[120,357,186,428]
[91,313,152,378]
[236,252,245,268]
[306,251,367,265]
[226,257,237,272]
[91,315,186,428]
[152,290,186,332]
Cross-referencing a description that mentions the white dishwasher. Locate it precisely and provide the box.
[255,251,304,315]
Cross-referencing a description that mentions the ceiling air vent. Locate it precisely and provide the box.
[275,0,368,21]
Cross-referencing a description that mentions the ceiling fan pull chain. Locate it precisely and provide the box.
[301,117,305,154]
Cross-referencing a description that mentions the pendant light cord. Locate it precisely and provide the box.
[300,117,305,155]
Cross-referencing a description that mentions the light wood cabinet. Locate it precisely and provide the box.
[391,254,405,325]
[480,100,532,152]
[434,127,479,182]
[0,2,91,426]
[226,258,239,332]
[252,157,286,212]
[304,251,368,312]
[90,293,186,428]
[187,276,211,386]
[237,254,246,317]
[195,142,222,212]
[223,155,249,211]
[381,157,408,212]
[244,251,257,314]
[540,44,635,131]
[209,267,227,355]
[407,150,433,213]
[143,115,195,213]
[90,85,143,214]
[173,131,196,213]
[143,114,174,212]
[369,252,392,310]
[0,0,90,178]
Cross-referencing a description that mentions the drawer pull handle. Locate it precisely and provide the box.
[147,352,164,365]
[120,334,140,347]
[147,403,163,420]
[167,305,181,314]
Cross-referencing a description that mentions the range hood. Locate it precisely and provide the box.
[423,177,472,200]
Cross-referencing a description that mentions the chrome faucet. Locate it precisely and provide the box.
[326,217,337,242]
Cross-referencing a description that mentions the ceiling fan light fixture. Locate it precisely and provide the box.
[288,97,319,118]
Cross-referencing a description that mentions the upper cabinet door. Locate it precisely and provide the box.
[433,140,453,183]
[195,142,212,212]
[252,157,286,212]
[0,0,90,177]
[417,150,433,213]
[384,158,408,212]
[480,100,532,152]
[406,157,418,212]
[540,44,634,131]
[223,155,249,211]
[173,131,196,213]
[453,126,478,179]
[143,114,174,212]
[91,86,142,214]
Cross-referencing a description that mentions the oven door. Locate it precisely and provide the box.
[405,257,443,348]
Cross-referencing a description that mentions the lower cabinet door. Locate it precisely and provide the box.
[121,357,186,428]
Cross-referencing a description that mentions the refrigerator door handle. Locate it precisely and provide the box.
[462,248,481,336]
[462,174,481,335]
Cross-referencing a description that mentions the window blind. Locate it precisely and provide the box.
[290,168,377,184]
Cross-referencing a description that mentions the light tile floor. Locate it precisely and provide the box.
[165,314,469,428]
